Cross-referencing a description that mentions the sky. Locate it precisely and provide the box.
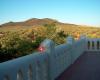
[0,0,100,27]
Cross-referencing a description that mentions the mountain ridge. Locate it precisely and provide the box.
[0,18,59,27]
[0,18,80,27]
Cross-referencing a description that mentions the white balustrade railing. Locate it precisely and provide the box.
[86,38,100,51]
[0,36,87,80]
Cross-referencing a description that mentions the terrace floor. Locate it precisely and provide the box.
[56,51,100,80]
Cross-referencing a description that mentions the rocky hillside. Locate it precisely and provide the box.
[0,18,60,27]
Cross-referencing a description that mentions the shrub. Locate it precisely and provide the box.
[0,32,33,62]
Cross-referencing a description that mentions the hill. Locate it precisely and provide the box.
[0,18,100,38]
[0,18,59,27]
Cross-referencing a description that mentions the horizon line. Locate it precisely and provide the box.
[0,18,99,27]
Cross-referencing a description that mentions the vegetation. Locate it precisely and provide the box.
[0,23,67,62]
[0,18,100,62]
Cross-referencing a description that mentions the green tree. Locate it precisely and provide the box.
[44,23,56,39]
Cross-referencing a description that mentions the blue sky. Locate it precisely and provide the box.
[0,0,100,27]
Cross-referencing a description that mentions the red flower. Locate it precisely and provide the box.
[38,45,45,52]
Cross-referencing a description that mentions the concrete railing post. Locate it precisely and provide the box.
[80,35,86,40]
[40,39,55,54]
[40,39,55,80]
[67,36,75,45]
[66,36,75,64]
[80,35,87,51]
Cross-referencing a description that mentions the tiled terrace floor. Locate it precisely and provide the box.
[56,51,100,80]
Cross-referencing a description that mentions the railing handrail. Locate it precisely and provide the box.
[1,36,99,80]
